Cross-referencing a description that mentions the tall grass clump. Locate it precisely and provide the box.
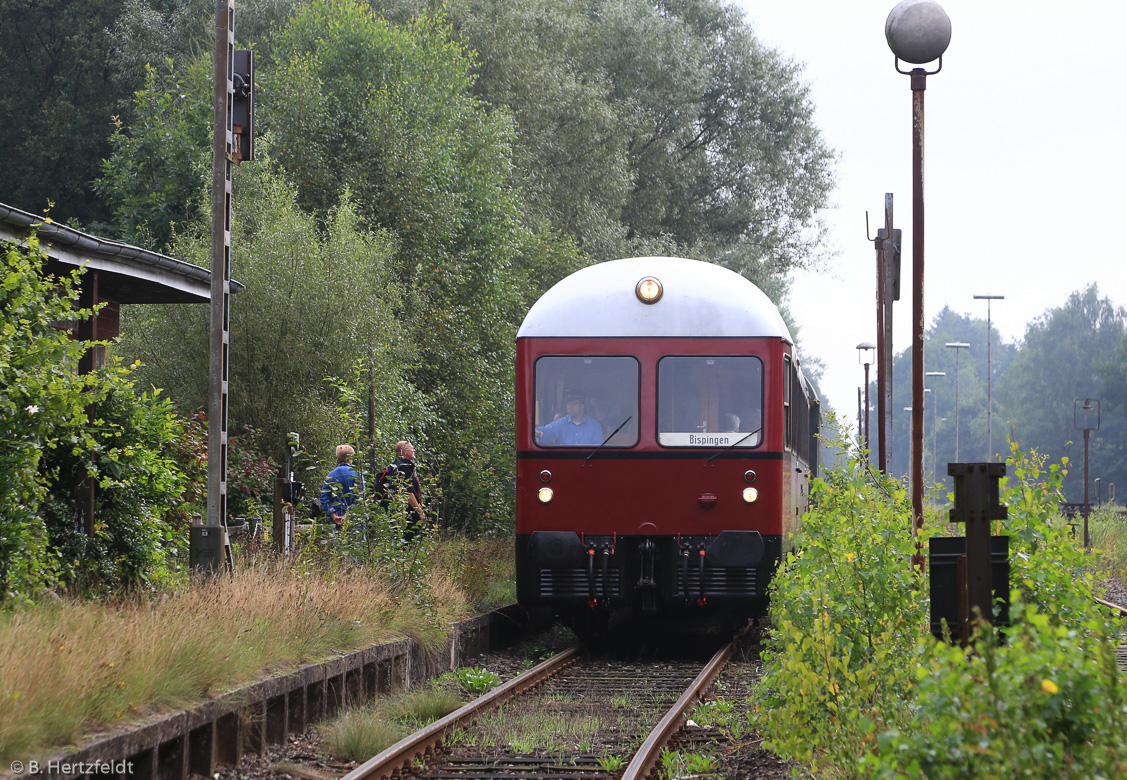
[321,686,462,761]
[0,558,467,764]
[758,435,1127,778]
[1089,504,1127,584]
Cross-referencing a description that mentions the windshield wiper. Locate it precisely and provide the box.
[585,416,632,464]
[705,427,762,465]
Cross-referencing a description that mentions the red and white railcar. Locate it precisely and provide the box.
[515,257,819,629]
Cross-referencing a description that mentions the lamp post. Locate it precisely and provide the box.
[1074,398,1101,549]
[926,370,945,485]
[857,342,876,455]
[945,342,969,460]
[886,0,951,539]
[973,294,1004,460]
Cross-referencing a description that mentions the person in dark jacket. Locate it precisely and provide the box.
[319,444,364,529]
[387,440,426,541]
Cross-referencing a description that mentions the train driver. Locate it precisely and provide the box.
[535,389,605,446]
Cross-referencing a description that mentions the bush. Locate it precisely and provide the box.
[42,380,189,593]
[757,435,927,773]
[758,434,1127,778]
[864,598,1127,779]
[0,234,104,600]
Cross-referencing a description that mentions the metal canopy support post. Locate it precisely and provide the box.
[207,0,234,541]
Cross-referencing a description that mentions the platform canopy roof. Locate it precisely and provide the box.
[0,202,243,303]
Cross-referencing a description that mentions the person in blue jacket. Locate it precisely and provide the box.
[535,390,604,446]
[320,444,364,529]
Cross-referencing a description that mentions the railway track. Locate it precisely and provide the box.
[341,642,734,780]
[1098,596,1127,672]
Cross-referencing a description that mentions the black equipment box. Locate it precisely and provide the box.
[929,535,1010,640]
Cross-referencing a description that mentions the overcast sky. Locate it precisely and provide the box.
[731,0,1126,420]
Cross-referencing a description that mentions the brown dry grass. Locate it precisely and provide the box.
[0,558,471,763]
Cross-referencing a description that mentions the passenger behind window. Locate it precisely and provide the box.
[720,412,741,432]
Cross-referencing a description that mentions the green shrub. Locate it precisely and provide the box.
[42,381,189,593]
[757,436,926,774]
[0,234,107,600]
[450,666,501,695]
[759,433,1127,778]
[863,597,1127,779]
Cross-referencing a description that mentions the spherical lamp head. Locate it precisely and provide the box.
[886,0,952,64]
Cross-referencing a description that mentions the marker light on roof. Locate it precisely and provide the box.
[636,276,663,304]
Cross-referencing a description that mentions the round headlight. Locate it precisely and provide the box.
[742,487,759,503]
[538,487,554,504]
[636,276,663,304]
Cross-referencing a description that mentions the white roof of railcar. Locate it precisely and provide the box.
[517,256,794,341]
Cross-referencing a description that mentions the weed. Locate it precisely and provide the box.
[451,666,501,694]
[321,708,409,762]
[659,749,717,778]
[381,688,462,727]
[598,755,625,772]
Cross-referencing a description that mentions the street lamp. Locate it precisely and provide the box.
[886,0,951,538]
[945,343,969,460]
[926,371,946,485]
[973,294,1004,460]
[1074,398,1101,548]
[857,342,876,455]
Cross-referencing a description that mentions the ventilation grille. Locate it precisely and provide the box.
[539,568,621,598]
[679,567,758,597]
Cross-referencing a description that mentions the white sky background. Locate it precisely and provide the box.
[732,0,1127,420]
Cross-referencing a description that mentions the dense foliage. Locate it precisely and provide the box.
[0,236,193,600]
[92,0,834,533]
[760,429,1127,778]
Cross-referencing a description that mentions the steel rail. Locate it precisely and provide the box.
[620,641,734,780]
[340,647,581,780]
[1096,596,1127,618]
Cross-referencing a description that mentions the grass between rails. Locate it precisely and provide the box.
[1089,505,1127,585]
[0,535,515,765]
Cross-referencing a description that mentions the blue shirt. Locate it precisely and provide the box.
[536,415,605,446]
[320,464,364,516]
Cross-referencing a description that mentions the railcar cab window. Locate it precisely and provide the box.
[534,357,639,447]
[658,357,763,447]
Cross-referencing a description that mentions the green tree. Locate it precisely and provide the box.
[116,146,410,467]
[96,57,212,251]
[996,285,1127,503]
[264,0,577,529]
[436,0,836,288]
[881,307,1016,491]
[437,0,632,259]
[591,0,835,280]
[0,0,126,226]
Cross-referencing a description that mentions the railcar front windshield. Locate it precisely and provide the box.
[657,357,763,447]
[533,356,639,447]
